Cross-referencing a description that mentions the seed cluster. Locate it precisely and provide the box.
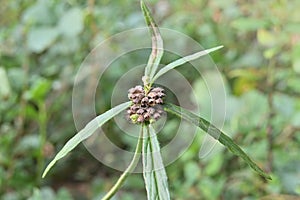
[127,85,165,124]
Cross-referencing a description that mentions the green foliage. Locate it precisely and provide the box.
[42,101,131,178]
[41,2,224,199]
[142,125,170,200]
[1,0,300,199]
[164,103,271,180]
[152,45,223,83]
[141,0,164,83]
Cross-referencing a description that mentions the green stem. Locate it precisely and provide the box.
[145,125,161,198]
[102,126,144,200]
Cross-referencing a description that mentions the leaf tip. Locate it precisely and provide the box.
[140,0,155,27]
[42,167,49,178]
[208,45,224,53]
[264,174,272,180]
[219,45,224,49]
[41,160,56,178]
[42,170,47,178]
[140,0,147,14]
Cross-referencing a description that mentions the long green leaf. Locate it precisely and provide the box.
[151,45,223,83]
[42,101,131,178]
[141,0,164,84]
[164,103,272,180]
[142,125,170,200]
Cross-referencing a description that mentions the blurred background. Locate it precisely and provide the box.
[1,0,300,199]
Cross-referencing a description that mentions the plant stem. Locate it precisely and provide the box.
[102,126,144,200]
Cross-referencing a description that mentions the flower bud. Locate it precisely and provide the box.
[127,85,165,124]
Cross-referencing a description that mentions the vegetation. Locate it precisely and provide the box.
[1,0,300,199]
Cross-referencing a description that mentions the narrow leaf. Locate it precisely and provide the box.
[141,0,164,84]
[164,103,272,180]
[42,101,131,178]
[142,125,170,200]
[152,45,223,83]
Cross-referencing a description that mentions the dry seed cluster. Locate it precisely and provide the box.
[127,85,165,123]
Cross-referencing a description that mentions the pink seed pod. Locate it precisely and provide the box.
[157,92,165,98]
[144,112,150,120]
[155,98,163,104]
[137,108,145,114]
[131,105,139,111]
[137,115,144,123]
[151,87,164,93]
[148,98,155,105]
[132,98,140,104]
[134,85,143,91]
[147,92,157,99]
[141,97,149,104]
[127,85,165,123]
